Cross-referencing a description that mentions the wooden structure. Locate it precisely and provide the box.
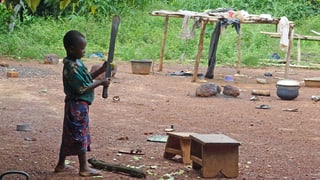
[163,132,194,164]
[190,133,241,178]
[261,31,320,66]
[150,10,295,81]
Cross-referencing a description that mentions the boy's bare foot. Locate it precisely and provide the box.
[54,165,74,173]
[79,168,101,177]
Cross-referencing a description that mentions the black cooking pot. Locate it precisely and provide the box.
[276,79,300,100]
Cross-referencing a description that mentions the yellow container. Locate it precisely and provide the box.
[304,77,320,87]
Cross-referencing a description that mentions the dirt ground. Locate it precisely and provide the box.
[0,57,319,180]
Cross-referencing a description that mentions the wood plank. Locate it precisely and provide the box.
[180,138,192,164]
[190,155,203,165]
[311,30,320,36]
[166,132,194,139]
[261,31,320,41]
[151,10,284,24]
[165,147,182,155]
[191,134,240,145]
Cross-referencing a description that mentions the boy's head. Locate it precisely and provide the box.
[63,30,87,60]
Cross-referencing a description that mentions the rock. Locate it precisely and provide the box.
[0,61,9,67]
[90,63,117,80]
[196,83,221,97]
[223,85,240,97]
[256,78,267,84]
[311,95,320,102]
[44,54,59,64]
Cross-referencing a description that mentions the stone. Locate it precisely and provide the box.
[0,61,9,67]
[223,85,240,97]
[256,78,267,84]
[44,54,59,64]
[196,83,221,97]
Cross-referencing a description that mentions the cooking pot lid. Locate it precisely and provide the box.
[277,79,300,86]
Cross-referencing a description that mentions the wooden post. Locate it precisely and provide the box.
[236,28,241,74]
[159,16,169,72]
[284,25,294,79]
[297,37,301,65]
[192,19,208,82]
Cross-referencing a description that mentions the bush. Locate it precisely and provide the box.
[0,3,11,33]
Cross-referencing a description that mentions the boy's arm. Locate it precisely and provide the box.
[90,64,105,79]
[79,78,110,94]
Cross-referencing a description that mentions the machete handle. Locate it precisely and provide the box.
[102,64,111,99]
[102,85,108,98]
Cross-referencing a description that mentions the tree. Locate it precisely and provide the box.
[4,0,71,13]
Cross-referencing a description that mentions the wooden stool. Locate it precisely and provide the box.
[190,133,241,178]
[163,132,194,164]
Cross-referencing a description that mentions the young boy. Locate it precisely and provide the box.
[54,30,110,177]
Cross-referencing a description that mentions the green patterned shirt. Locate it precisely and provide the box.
[63,58,94,104]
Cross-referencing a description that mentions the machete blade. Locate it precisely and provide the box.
[102,15,120,98]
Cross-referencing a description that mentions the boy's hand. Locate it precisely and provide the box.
[102,61,107,69]
[102,61,115,70]
[101,78,111,87]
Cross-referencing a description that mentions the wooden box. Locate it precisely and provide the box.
[7,71,19,78]
[190,133,241,178]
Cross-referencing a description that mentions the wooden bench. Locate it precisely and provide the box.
[190,133,241,178]
[163,132,194,164]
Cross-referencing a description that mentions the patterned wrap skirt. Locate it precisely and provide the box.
[59,100,91,157]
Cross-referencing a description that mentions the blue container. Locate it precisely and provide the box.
[224,75,234,82]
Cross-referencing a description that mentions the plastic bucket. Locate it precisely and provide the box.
[130,60,152,75]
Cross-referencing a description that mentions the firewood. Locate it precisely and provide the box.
[88,157,146,178]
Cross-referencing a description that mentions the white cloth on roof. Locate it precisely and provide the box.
[278,16,289,51]
[179,10,201,40]
[180,15,195,39]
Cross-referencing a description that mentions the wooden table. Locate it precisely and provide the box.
[190,133,241,178]
[163,132,194,164]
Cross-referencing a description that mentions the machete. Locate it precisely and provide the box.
[102,15,120,98]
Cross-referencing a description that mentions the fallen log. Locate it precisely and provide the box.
[88,157,146,178]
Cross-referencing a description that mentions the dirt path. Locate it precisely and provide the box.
[0,58,319,179]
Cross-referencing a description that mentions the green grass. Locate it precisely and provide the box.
[1,2,320,67]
